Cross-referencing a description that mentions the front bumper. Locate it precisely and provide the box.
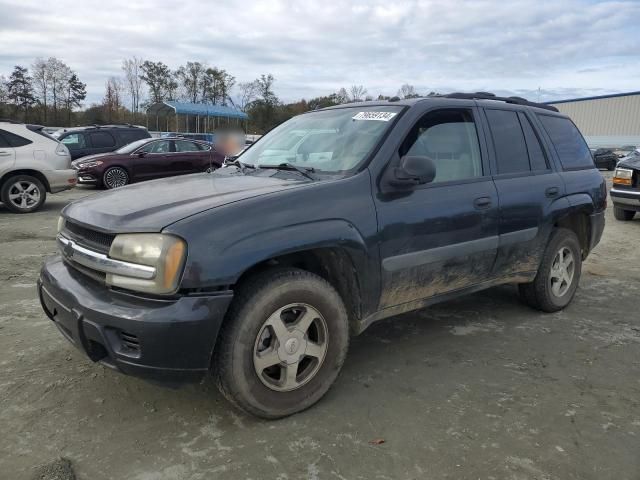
[610,188,640,212]
[38,255,233,383]
[45,169,77,193]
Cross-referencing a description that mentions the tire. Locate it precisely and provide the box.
[214,268,350,419]
[518,228,582,313]
[613,207,635,221]
[0,175,46,213]
[102,167,129,189]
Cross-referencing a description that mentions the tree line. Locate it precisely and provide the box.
[0,57,429,133]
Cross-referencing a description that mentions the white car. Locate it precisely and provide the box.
[0,121,76,213]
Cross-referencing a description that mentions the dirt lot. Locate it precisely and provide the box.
[1,174,639,480]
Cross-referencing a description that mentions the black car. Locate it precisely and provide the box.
[610,154,640,221]
[57,124,151,160]
[38,93,606,418]
[591,148,618,171]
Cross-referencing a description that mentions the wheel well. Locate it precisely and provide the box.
[0,169,51,193]
[555,212,590,258]
[234,248,362,333]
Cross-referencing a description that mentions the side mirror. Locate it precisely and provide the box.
[390,155,436,187]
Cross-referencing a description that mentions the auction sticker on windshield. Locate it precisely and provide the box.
[352,111,397,121]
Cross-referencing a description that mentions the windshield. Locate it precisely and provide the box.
[115,138,151,154]
[239,106,403,173]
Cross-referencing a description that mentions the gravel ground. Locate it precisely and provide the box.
[1,174,639,480]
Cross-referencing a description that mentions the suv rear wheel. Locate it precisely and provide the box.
[613,206,635,221]
[214,268,350,418]
[1,175,46,213]
[518,228,582,312]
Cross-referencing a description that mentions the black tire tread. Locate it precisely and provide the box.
[518,228,581,313]
[0,174,46,213]
[613,207,635,221]
[213,267,349,419]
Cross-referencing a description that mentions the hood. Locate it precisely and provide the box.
[62,171,311,232]
[617,154,640,170]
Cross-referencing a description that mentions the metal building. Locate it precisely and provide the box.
[547,91,640,148]
[146,101,248,135]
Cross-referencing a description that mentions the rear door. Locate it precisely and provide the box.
[375,106,500,309]
[0,130,16,175]
[88,131,117,155]
[481,107,564,277]
[174,140,209,174]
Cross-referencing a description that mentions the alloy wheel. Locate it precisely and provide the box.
[253,303,329,392]
[8,181,41,210]
[549,246,575,297]
[104,168,128,188]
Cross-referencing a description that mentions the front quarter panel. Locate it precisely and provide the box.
[164,172,380,313]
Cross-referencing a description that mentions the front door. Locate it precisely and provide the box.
[375,107,499,310]
[132,140,176,180]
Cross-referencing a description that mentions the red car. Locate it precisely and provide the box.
[72,137,224,189]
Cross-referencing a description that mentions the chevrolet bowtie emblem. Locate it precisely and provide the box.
[63,240,74,258]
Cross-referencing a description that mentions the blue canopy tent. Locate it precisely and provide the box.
[146,101,248,136]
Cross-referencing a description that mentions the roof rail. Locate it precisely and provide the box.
[441,92,559,112]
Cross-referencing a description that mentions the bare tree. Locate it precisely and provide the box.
[398,83,420,99]
[335,88,349,104]
[349,85,367,102]
[103,76,123,123]
[122,57,144,114]
[31,58,50,122]
[237,81,259,111]
[47,57,72,124]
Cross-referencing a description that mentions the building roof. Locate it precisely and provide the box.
[547,91,640,105]
[146,101,248,119]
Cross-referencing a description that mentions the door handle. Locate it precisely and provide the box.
[474,196,492,209]
[0,151,12,157]
[545,186,560,198]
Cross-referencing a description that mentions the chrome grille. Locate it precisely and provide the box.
[63,221,115,253]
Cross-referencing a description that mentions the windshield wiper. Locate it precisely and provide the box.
[223,158,255,174]
[259,162,316,180]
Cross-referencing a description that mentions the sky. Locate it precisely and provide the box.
[0,0,639,106]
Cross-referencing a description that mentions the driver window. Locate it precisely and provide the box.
[401,109,483,183]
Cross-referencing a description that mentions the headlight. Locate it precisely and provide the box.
[57,216,65,233]
[613,168,633,186]
[79,160,103,168]
[106,234,187,295]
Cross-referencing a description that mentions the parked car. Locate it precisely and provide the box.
[614,145,637,158]
[610,153,640,221]
[72,137,222,189]
[57,124,151,160]
[0,121,76,213]
[590,148,618,170]
[39,93,606,418]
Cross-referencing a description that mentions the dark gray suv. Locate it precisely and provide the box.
[56,125,151,160]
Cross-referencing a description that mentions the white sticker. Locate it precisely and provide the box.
[352,111,397,121]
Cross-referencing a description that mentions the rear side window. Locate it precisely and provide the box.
[0,129,33,147]
[118,130,148,145]
[485,109,530,175]
[90,132,116,148]
[537,115,593,170]
[518,113,549,171]
[175,140,201,152]
[61,133,86,149]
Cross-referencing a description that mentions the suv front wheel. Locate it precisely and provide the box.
[1,175,46,213]
[519,228,582,312]
[214,268,350,418]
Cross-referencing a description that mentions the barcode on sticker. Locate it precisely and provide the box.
[352,111,397,121]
